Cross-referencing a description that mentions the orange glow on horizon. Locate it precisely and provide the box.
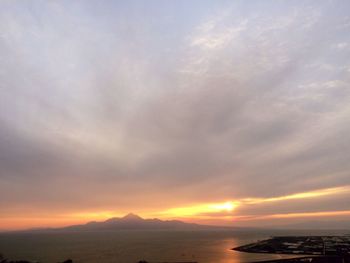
[154,185,350,220]
[67,211,124,220]
[240,185,350,205]
[157,201,238,218]
[233,210,350,221]
[2,185,350,230]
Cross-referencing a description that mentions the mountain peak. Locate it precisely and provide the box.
[122,213,143,220]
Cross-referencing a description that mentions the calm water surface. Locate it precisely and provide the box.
[0,230,345,263]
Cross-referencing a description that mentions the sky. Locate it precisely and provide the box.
[1,0,350,231]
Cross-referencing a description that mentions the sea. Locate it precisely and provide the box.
[0,229,346,263]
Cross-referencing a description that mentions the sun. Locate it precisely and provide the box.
[210,201,237,212]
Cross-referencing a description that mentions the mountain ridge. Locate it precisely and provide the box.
[26,213,231,232]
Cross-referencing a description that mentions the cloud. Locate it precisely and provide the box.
[1,0,350,229]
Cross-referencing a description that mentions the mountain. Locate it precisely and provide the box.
[37,213,223,232]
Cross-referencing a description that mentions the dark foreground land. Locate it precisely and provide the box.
[0,257,73,263]
[0,256,197,263]
[234,236,350,263]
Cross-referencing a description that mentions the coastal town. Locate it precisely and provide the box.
[233,236,350,262]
